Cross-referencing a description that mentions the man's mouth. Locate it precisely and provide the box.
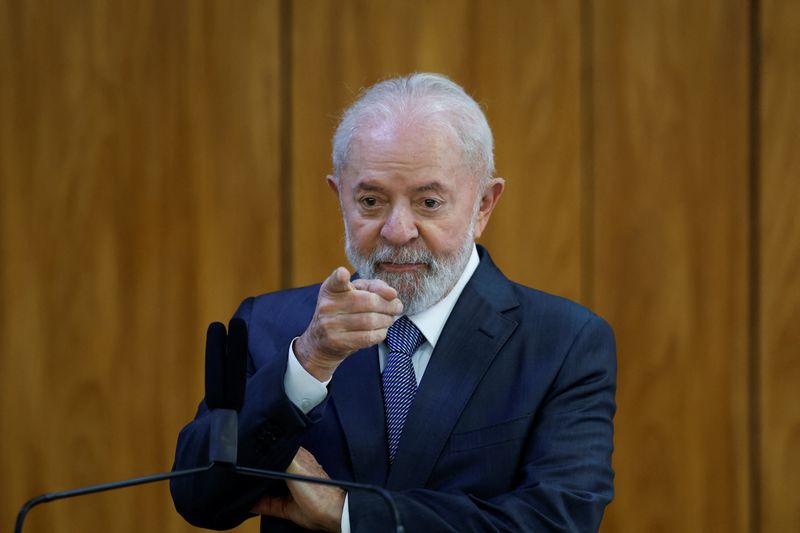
[378,262,427,273]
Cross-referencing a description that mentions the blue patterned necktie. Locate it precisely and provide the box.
[382,315,425,463]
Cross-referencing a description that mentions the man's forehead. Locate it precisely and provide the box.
[359,119,404,142]
[345,126,458,169]
[355,117,458,149]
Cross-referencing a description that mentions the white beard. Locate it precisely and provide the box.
[344,216,476,316]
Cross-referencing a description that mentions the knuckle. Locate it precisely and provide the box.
[358,312,391,331]
[361,313,379,331]
[367,291,383,308]
[316,296,335,312]
[374,313,394,329]
[348,291,371,311]
[365,329,386,346]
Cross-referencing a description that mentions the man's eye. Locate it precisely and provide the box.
[360,197,378,207]
[423,198,441,209]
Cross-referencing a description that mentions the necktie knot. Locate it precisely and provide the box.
[385,315,424,356]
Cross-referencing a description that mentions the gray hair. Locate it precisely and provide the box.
[332,73,495,184]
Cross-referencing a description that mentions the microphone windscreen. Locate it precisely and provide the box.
[205,322,227,410]
[225,318,248,411]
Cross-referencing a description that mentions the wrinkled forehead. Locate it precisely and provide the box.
[344,118,467,173]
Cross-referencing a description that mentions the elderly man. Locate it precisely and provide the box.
[171,73,616,532]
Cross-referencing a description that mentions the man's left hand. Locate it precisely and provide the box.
[251,447,345,532]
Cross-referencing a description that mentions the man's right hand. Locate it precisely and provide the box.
[293,267,402,381]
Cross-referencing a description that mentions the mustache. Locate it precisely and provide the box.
[368,245,436,266]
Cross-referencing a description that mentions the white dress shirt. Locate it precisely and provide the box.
[283,245,480,532]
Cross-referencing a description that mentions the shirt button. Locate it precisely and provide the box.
[301,399,312,411]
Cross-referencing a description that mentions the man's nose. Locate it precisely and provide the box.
[380,205,419,245]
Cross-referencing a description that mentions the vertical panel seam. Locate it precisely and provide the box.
[279,0,293,289]
[580,0,595,308]
[748,0,762,531]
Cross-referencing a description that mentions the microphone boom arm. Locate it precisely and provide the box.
[14,462,404,533]
[14,464,214,533]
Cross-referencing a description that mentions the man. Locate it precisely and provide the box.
[171,73,616,532]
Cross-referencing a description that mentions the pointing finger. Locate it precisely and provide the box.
[323,267,353,294]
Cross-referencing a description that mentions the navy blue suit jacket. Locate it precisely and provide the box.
[171,246,616,532]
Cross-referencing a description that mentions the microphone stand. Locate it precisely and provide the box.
[14,462,405,533]
[14,464,213,533]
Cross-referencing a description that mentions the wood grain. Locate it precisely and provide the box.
[0,1,278,531]
[592,2,751,532]
[2,1,800,532]
[471,0,583,301]
[760,0,800,530]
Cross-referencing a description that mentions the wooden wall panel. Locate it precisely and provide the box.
[3,1,800,532]
[760,0,800,530]
[472,1,583,301]
[0,1,278,531]
[290,0,583,300]
[593,2,751,532]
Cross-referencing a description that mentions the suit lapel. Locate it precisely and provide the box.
[386,260,519,490]
[328,346,389,485]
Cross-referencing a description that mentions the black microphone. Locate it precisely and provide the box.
[207,318,247,464]
[15,319,405,533]
[205,321,227,409]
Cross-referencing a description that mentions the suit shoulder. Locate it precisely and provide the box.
[505,282,616,384]
[234,283,321,325]
[509,282,612,332]
[251,282,322,304]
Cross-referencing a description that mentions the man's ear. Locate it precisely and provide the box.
[472,177,505,239]
[326,174,340,195]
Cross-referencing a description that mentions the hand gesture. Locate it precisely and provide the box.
[294,267,402,381]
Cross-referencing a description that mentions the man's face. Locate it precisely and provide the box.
[329,121,499,315]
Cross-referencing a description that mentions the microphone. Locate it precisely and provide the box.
[14,319,405,533]
[207,319,247,464]
[204,321,227,409]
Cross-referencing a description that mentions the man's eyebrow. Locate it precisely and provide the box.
[353,181,448,193]
[353,182,386,193]
[415,182,447,193]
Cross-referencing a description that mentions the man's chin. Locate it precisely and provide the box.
[371,269,423,299]
[374,269,423,291]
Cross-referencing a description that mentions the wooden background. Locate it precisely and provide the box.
[1,1,797,532]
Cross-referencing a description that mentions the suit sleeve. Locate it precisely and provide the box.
[169,297,327,530]
[349,315,617,532]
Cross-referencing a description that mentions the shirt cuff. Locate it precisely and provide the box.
[284,337,330,414]
[341,493,351,533]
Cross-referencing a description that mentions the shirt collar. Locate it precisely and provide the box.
[406,245,479,348]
